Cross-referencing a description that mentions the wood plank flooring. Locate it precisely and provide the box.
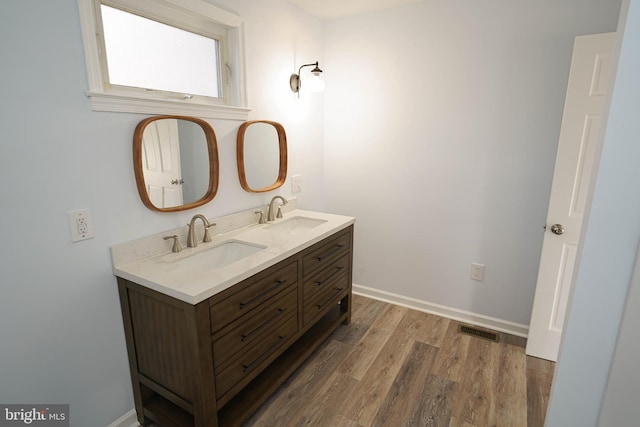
[244,294,554,427]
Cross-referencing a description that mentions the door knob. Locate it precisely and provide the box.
[550,224,564,235]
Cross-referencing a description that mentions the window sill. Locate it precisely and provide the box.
[87,91,251,121]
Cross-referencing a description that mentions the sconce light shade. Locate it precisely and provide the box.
[307,70,325,93]
[290,61,324,95]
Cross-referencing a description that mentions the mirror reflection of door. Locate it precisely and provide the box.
[141,119,184,208]
[177,120,210,205]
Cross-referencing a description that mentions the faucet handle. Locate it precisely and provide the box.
[163,235,182,253]
[203,223,216,243]
[276,206,284,219]
[255,211,266,224]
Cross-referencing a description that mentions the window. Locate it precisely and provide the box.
[77,0,249,120]
[101,5,222,98]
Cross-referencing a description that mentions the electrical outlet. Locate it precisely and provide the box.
[291,175,302,193]
[68,209,95,242]
[470,263,485,281]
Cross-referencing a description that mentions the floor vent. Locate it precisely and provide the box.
[458,325,500,342]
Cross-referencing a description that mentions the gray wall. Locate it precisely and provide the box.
[598,244,640,425]
[323,0,621,325]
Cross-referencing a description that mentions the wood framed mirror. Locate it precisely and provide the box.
[133,115,219,212]
[237,120,287,193]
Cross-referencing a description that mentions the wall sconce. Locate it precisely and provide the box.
[289,61,325,96]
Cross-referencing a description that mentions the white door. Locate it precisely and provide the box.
[142,119,184,208]
[526,33,615,362]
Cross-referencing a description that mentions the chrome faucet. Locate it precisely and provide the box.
[267,196,287,222]
[187,214,215,248]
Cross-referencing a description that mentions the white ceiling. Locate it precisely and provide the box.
[287,0,424,20]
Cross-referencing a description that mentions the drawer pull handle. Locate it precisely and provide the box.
[316,287,345,310]
[242,335,287,373]
[241,308,285,342]
[315,266,344,287]
[239,280,288,309]
[315,244,345,262]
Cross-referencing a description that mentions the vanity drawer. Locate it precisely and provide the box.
[210,260,298,332]
[303,253,350,303]
[213,287,297,369]
[302,229,351,277]
[214,313,298,400]
[303,275,349,326]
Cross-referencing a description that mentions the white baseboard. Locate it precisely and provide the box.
[108,409,139,427]
[353,283,529,338]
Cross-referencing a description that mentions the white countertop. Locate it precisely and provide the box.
[111,209,355,304]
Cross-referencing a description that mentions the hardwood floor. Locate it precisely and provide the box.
[244,294,554,427]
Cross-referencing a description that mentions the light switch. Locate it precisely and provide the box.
[291,175,302,193]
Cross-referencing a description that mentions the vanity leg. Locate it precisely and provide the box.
[117,278,148,426]
[187,302,219,427]
[340,292,352,325]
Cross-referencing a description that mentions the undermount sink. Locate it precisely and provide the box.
[265,216,327,235]
[172,240,266,271]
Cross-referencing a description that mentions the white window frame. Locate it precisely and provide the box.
[77,0,250,120]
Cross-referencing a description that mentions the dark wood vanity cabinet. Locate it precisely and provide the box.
[117,225,353,427]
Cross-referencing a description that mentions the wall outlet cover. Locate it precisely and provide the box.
[470,263,485,281]
[68,209,95,242]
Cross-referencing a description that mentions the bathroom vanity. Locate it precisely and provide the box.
[112,208,354,426]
